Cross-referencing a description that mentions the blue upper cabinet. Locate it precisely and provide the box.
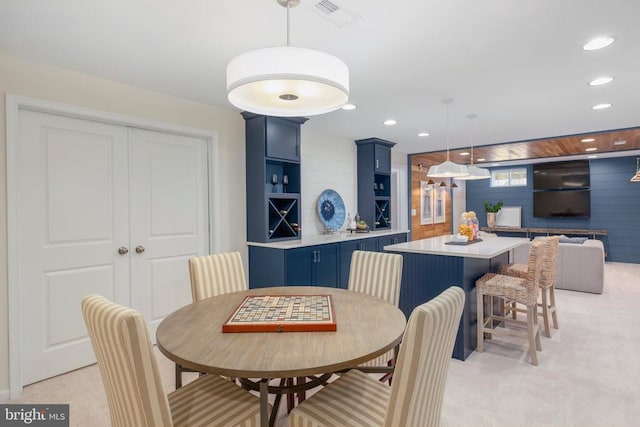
[265,116,302,162]
[374,143,392,174]
[243,113,308,243]
[355,138,396,231]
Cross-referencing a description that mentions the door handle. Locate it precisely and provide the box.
[118,247,129,255]
[135,245,145,254]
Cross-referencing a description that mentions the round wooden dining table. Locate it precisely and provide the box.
[156,286,407,427]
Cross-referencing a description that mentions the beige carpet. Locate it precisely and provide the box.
[7,262,640,426]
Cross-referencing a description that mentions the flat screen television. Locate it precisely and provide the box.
[533,189,591,218]
[533,160,590,190]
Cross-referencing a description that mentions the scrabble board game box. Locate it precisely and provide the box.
[222,294,337,333]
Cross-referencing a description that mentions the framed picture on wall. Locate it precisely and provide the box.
[434,185,446,224]
[420,181,434,225]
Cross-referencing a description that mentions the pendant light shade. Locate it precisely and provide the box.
[226,0,349,117]
[428,160,470,178]
[459,164,491,180]
[428,99,469,178]
[227,47,349,117]
[457,113,491,180]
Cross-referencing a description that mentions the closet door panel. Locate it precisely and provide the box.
[129,128,209,337]
[18,110,130,384]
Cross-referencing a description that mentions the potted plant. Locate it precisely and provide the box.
[483,200,503,229]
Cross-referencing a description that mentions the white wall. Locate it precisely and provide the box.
[299,133,409,236]
[391,150,409,232]
[300,128,357,235]
[452,179,467,233]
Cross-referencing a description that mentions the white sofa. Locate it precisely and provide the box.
[512,238,605,294]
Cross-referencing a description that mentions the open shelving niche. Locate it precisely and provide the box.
[356,138,396,231]
[244,112,307,243]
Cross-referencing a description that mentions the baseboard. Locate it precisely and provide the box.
[0,388,10,402]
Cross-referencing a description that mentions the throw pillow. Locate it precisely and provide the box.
[559,236,588,244]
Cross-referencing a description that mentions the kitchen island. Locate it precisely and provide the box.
[384,235,529,360]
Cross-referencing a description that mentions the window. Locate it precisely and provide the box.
[491,168,527,187]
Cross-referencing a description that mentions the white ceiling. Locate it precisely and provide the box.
[1,0,639,155]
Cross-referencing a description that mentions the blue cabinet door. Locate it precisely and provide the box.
[286,246,315,285]
[338,238,378,288]
[285,244,339,287]
[378,233,408,251]
[248,246,286,288]
[374,144,391,174]
[313,244,339,288]
[266,117,300,162]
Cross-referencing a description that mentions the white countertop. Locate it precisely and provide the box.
[247,229,409,249]
[383,235,530,259]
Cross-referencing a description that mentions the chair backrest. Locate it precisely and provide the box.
[81,295,172,427]
[384,286,465,427]
[539,236,560,289]
[524,239,546,298]
[347,250,403,306]
[188,251,247,302]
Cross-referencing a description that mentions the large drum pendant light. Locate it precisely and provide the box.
[428,99,469,178]
[226,0,349,117]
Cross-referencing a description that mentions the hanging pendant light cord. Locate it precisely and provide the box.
[444,99,452,161]
[286,0,291,46]
[469,114,475,166]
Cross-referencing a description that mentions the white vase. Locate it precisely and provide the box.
[487,212,497,229]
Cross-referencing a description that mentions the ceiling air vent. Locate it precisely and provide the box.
[307,0,361,28]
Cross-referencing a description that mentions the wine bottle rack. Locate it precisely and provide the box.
[267,195,300,240]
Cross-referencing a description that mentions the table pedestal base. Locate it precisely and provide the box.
[239,374,333,427]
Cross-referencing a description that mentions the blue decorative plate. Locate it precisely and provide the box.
[317,189,346,231]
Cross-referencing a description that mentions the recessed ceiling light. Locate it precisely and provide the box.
[613,140,627,145]
[341,103,357,110]
[477,158,486,162]
[582,36,615,51]
[592,103,612,110]
[384,119,397,126]
[588,155,598,159]
[460,152,470,156]
[585,147,597,152]
[581,138,596,142]
[589,76,614,86]
[418,132,430,137]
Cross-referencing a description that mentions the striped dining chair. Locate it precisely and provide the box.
[81,294,266,427]
[347,250,403,378]
[175,251,248,388]
[189,251,247,302]
[289,286,465,427]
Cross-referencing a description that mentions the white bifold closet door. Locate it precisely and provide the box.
[18,110,209,385]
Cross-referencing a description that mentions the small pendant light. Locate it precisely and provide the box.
[457,113,490,180]
[428,99,469,178]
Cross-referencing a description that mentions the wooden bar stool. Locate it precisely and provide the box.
[499,236,560,337]
[476,240,545,365]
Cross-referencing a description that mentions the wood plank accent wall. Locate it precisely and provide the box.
[410,161,452,241]
[410,127,640,167]
[465,156,640,264]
